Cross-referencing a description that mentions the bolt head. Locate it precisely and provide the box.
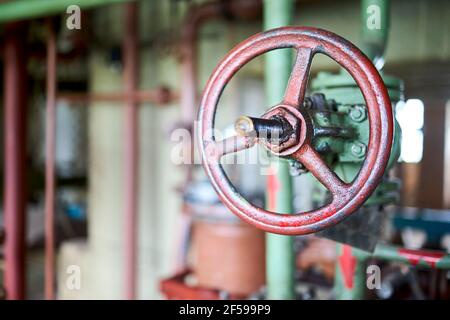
[349,105,367,122]
[259,105,310,156]
[351,142,367,158]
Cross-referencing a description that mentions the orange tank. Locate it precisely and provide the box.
[191,207,266,297]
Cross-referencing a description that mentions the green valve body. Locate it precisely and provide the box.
[310,70,403,205]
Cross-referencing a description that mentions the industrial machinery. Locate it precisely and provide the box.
[161,24,399,299]
[195,23,450,300]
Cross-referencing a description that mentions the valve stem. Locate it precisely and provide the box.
[235,115,291,142]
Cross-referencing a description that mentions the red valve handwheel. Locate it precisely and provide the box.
[198,27,393,235]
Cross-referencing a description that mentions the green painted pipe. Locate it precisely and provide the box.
[334,243,450,299]
[334,0,393,300]
[263,0,296,300]
[374,245,450,269]
[0,0,135,23]
[334,244,367,300]
[361,0,390,65]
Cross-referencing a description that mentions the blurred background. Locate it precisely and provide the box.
[0,0,449,300]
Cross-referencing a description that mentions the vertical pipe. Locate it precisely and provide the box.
[2,22,28,300]
[263,0,295,300]
[180,26,197,126]
[361,0,390,67]
[333,0,391,300]
[123,2,139,300]
[44,19,57,300]
[174,0,262,272]
[334,244,367,299]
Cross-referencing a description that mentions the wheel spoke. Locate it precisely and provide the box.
[204,135,256,163]
[293,144,348,196]
[283,47,314,107]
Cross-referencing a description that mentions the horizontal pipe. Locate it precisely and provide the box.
[56,88,177,105]
[0,0,136,23]
[373,245,450,269]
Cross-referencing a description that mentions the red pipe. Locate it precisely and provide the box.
[2,22,28,300]
[56,87,176,105]
[180,0,261,125]
[123,2,139,300]
[173,0,262,271]
[44,19,57,300]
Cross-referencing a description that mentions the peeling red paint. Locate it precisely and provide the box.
[398,248,445,268]
[339,245,356,289]
[267,166,280,211]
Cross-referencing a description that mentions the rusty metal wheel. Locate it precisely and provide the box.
[198,27,393,235]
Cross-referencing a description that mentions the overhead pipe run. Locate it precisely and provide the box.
[0,0,136,23]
